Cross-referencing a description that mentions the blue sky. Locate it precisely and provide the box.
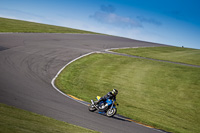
[0,0,200,49]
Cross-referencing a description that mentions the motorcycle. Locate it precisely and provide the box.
[88,96,118,117]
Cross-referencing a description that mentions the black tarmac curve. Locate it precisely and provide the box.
[0,33,167,133]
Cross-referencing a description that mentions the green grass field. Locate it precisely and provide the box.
[0,103,99,133]
[0,17,99,34]
[55,52,200,133]
[112,46,200,66]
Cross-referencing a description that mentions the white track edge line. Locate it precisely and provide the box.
[51,51,101,106]
[104,46,158,52]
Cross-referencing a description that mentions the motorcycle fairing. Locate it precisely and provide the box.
[106,99,112,106]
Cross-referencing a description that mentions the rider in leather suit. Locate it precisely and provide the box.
[95,89,118,105]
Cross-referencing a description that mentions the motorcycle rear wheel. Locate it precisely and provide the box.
[106,108,117,117]
[88,104,97,112]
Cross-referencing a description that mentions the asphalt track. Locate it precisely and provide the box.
[0,33,167,133]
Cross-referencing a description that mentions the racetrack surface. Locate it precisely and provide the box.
[0,33,167,133]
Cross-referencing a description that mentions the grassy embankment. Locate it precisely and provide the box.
[0,103,99,133]
[55,47,200,133]
[112,46,200,66]
[0,17,99,34]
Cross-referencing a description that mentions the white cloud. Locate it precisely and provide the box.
[100,5,115,13]
[137,16,162,26]
[90,11,142,28]
[90,5,143,28]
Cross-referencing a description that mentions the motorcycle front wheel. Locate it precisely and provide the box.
[88,104,97,112]
[106,108,117,117]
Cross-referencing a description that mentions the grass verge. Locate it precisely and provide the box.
[112,46,200,66]
[0,17,99,34]
[55,53,200,133]
[0,103,99,133]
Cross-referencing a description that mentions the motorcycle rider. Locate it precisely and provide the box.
[94,89,118,106]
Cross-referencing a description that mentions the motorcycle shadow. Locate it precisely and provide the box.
[93,111,132,122]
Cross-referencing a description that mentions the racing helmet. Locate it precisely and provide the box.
[112,89,118,96]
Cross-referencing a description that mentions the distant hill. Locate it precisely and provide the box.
[0,17,100,34]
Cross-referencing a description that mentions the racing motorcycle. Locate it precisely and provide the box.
[88,96,118,117]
